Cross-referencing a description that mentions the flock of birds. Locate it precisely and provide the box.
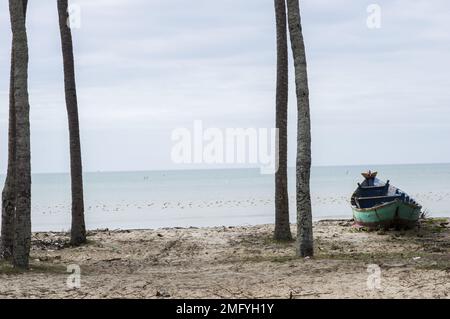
[32,191,449,216]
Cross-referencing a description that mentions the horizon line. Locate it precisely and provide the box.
[2,161,449,176]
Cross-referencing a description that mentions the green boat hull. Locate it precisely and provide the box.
[352,200,421,229]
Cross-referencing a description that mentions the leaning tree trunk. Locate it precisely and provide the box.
[9,0,32,269]
[1,0,27,261]
[286,0,313,257]
[273,0,292,241]
[57,0,86,245]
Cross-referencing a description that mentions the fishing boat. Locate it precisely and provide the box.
[351,171,422,229]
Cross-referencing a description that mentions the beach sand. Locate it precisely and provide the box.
[0,218,449,299]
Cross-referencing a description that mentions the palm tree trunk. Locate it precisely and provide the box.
[0,48,17,260]
[274,0,292,241]
[1,0,27,261]
[57,0,86,245]
[286,0,313,257]
[9,0,31,269]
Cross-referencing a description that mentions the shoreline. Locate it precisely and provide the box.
[30,215,450,234]
[1,218,449,299]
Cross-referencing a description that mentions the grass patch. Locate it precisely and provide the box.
[416,259,450,271]
[315,250,427,263]
[0,259,66,275]
[426,226,447,233]
[29,263,67,274]
[422,217,448,224]
[268,255,298,263]
[0,260,21,275]
[230,232,295,249]
[240,254,299,264]
[263,236,295,246]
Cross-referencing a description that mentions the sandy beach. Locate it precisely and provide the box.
[0,218,448,299]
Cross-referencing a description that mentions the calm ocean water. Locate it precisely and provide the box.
[0,164,449,232]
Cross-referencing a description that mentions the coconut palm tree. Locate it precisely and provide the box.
[0,50,17,260]
[9,0,31,268]
[273,0,292,241]
[1,0,28,261]
[57,0,86,245]
[286,0,313,257]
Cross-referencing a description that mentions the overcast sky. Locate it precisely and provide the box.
[1,0,449,173]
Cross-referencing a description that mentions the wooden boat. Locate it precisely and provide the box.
[351,171,422,229]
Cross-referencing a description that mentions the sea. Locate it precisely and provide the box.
[0,163,449,232]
